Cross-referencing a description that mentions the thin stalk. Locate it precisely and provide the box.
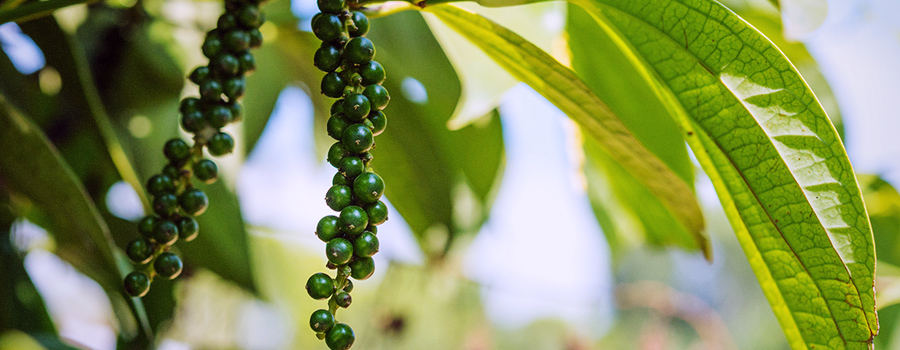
[0,0,99,25]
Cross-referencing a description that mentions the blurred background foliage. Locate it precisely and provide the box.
[0,0,897,349]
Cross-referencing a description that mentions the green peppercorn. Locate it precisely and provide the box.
[349,12,369,37]
[335,291,352,308]
[330,99,344,115]
[236,5,262,28]
[359,61,385,85]
[368,110,387,136]
[363,84,390,111]
[138,215,159,239]
[177,216,200,242]
[224,77,246,101]
[214,54,241,76]
[317,215,341,242]
[153,219,179,246]
[124,271,151,297]
[321,73,346,99]
[179,188,209,216]
[189,66,211,85]
[154,252,184,279]
[202,35,224,59]
[339,205,368,236]
[342,94,371,121]
[341,124,374,154]
[193,159,218,183]
[306,272,335,300]
[352,172,384,204]
[365,200,388,226]
[223,30,251,52]
[327,142,349,168]
[208,132,235,156]
[327,114,351,140]
[333,172,350,186]
[315,43,342,73]
[325,323,355,350]
[180,97,201,114]
[325,185,352,211]
[317,0,345,14]
[207,104,233,128]
[146,174,176,195]
[349,257,375,280]
[182,109,207,133]
[153,193,179,217]
[338,156,365,180]
[162,164,182,181]
[199,79,224,101]
[312,14,343,43]
[248,28,263,48]
[217,13,239,30]
[310,309,335,333]
[237,51,256,74]
[126,238,154,264]
[342,279,353,292]
[353,231,379,257]
[344,37,375,65]
[164,138,192,163]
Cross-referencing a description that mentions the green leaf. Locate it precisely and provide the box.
[422,5,709,258]
[567,0,876,347]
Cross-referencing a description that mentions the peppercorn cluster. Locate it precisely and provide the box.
[306,1,389,349]
[122,0,266,298]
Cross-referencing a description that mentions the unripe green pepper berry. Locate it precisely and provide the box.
[342,94,371,121]
[214,54,241,76]
[353,231,379,257]
[217,13,238,30]
[162,165,182,182]
[164,139,192,163]
[330,99,344,115]
[363,84,390,111]
[154,252,184,279]
[236,5,262,28]
[368,110,387,136]
[138,215,159,239]
[365,200,388,226]
[359,61,385,85]
[306,272,335,300]
[325,238,353,265]
[248,28,263,48]
[189,66,211,85]
[321,73,346,99]
[180,97,201,114]
[182,109,207,133]
[153,219,179,246]
[339,205,368,236]
[153,193,179,217]
[193,159,218,183]
[207,104,233,128]
[317,0,345,14]
[310,309,335,333]
[349,256,375,280]
[199,79,224,101]
[124,271,151,297]
[177,216,200,242]
[325,323,355,350]
[327,142,349,168]
[126,238,154,264]
[315,43,342,72]
[312,14,343,43]
[352,172,384,203]
[341,124,374,154]
[146,174,176,195]
[333,172,350,186]
[179,188,209,216]
[342,279,353,292]
[327,114,350,140]
[335,291,352,308]
[208,132,235,156]
[228,102,244,122]
[325,185,352,211]
[338,156,365,180]
[349,11,369,37]
[360,151,374,166]
[316,215,341,242]
[223,30,251,52]
[237,51,256,74]
[202,36,224,59]
[224,77,246,101]
[344,37,375,65]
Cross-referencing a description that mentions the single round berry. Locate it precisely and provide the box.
[138,215,159,239]
[124,271,151,297]
[181,109,207,133]
[206,104,233,128]
[325,238,353,265]
[199,79,224,101]
[341,124,374,154]
[349,11,369,37]
[333,173,350,186]
[335,292,352,308]
[315,43,342,72]
[236,5,262,28]
[208,132,235,156]
[316,215,341,242]
[193,159,218,183]
[352,172,384,203]
[365,201,388,226]
[305,272,335,300]
[224,77,246,100]
[312,14,343,43]
[369,110,387,136]
[179,188,209,216]
[349,257,375,280]
[338,157,365,179]
[189,66,210,85]
[202,36,224,58]
[248,29,263,48]
[321,73,346,99]
[325,323,355,350]
[363,84,390,111]
[154,252,184,279]
[339,206,368,236]
[237,51,256,74]
[217,13,238,30]
[344,37,375,65]
[325,185,352,211]
[353,231,379,257]
[223,30,250,52]
[327,142,349,168]
[342,94,371,121]
[214,54,240,76]
[164,138,192,163]
[317,0,345,13]
[359,61,385,85]
[180,97,201,114]
[162,165,182,181]
[153,193,179,217]
[310,309,335,333]
[331,99,344,115]
[126,238,154,264]
[153,219,179,246]
[327,114,350,140]
[146,174,176,195]
[342,279,353,292]
[228,102,243,122]
[177,216,200,242]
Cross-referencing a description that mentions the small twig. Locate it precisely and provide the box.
[0,0,100,25]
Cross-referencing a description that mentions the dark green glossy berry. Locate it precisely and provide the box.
[353,231,379,258]
[227,103,243,123]
[237,51,256,74]
[180,97,201,114]
[325,238,353,265]
[248,29,263,48]
[164,139,192,163]
[124,271,151,297]
[341,124,374,154]
[214,54,240,76]
[359,61,385,85]
[154,252,183,279]
[316,215,341,242]
[182,109,207,133]
[153,219,179,246]
[339,205,368,236]
[317,0,344,13]
[365,200,388,225]
[363,84,390,110]
[312,14,343,43]
[162,164,182,181]
[199,79,224,101]
[342,279,353,292]
[325,323,355,350]
[207,104,233,128]
[306,272,334,300]
[236,5,262,28]
[335,291,352,308]
[189,66,211,85]
[202,36,224,58]
[314,43,342,72]
[333,173,350,186]
[126,238,154,264]
[193,159,218,183]
[177,216,200,242]
[217,13,238,30]
[325,185,352,211]
[321,73,345,98]
[338,156,364,179]
[344,37,375,65]
[342,94,371,121]
[146,174,176,195]
[179,188,209,216]
[138,215,159,239]
[327,142,348,167]
[353,172,383,203]
[224,77,246,100]
[327,114,350,140]
[223,30,250,52]
[349,257,375,280]
[369,110,387,136]
[310,309,335,333]
[331,99,344,115]
[349,11,369,37]
[153,193,179,217]
[208,132,235,156]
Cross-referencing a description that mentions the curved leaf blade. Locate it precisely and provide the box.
[422,4,710,258]
[570,0,876,347]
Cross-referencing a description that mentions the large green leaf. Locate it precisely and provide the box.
[422,5,709,258]
[565,0,876,348]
